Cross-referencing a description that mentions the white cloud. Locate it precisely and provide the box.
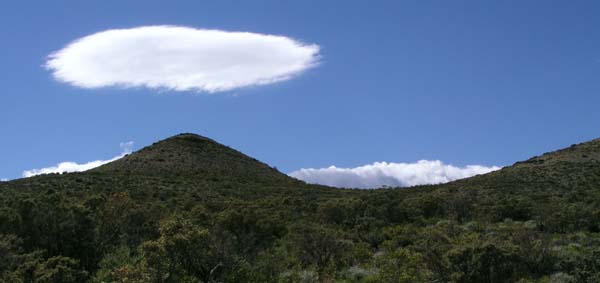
[289,160,501,189]
[0,178,7,182]
[22,141,134,178]
[46,26,320,93]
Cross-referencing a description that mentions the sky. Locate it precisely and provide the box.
[1,1,599,187]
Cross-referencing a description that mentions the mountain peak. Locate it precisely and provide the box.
[92,133,296,185]
[169,132,215,141]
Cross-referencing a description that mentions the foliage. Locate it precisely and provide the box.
[1,134,600,282]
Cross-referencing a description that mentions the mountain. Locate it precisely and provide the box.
[515,138,600,166]
[392,138,600,226]
[1,134,600,283]
[92,133,297,185]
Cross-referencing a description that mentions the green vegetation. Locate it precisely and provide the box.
[1,133,600,282]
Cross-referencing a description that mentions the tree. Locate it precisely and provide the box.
[285,223,352,275]
[448,243,525,283]
[216,207,285,259]
[140,217,223,283]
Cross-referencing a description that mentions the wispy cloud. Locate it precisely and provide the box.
[289,160,501,189]
[22,142,134,178]
[0,178,7,182]
[46,26,320,93]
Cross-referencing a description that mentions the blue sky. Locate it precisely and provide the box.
[1,1,599,185]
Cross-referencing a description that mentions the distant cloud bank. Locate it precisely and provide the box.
[46,26,320,93]
[22,142,133,178]
[289,160,501,189]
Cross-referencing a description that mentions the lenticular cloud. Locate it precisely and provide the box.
[45,26,320,92]
[289,160,501,189]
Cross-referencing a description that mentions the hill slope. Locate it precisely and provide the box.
[92,133,297,185]
[1,134,600,283]
[376,138,600,229]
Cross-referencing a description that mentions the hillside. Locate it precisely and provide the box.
[92,133,296,185]
[1,134,600,283]
[382,138,600,229]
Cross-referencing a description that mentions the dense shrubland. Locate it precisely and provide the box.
[1,134,600,282]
